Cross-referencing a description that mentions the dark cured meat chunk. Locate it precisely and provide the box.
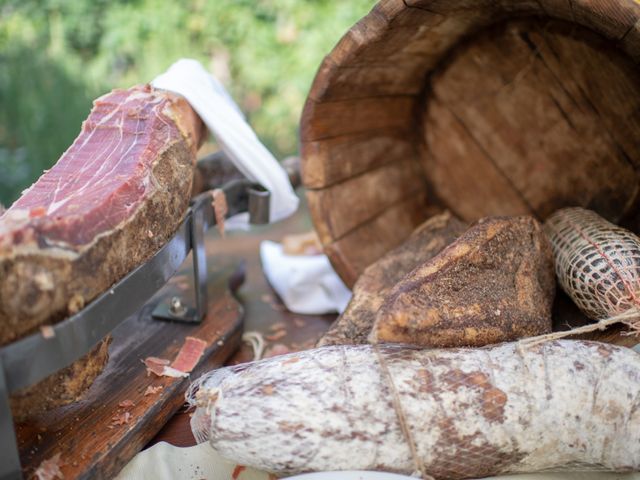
[318,211,467,346]
[371,216,555,347]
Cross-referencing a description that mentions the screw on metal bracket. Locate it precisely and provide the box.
[169,296,188,317]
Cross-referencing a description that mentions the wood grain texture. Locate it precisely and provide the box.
[423,19,640,222]
[16,251,244,480]
[301,129,415,190]
[422,96,533,221]
[405,0,542,12]
[306,158,426,245]
[567,0,640,40]
[322,192,433,287]
[300,96,415,142]
[307,56,427,102]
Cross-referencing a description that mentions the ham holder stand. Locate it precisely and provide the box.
[0,154,273,480]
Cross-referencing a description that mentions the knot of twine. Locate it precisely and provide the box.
[373,345,434,480]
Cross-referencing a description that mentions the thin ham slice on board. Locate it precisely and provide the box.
[144,336,207,378]
[171,336,207,372]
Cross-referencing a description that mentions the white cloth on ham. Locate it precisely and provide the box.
[152,59,299,224]
[260,240,351,315]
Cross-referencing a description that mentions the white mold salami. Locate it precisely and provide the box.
[189,340,640,479]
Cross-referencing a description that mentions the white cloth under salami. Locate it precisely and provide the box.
[152,58,299,224]
[115,442,640,480]
[260,240,351,314]
[114,441,268,480]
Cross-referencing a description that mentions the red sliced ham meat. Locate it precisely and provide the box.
[171,336,207,373]
[1,85,194,249]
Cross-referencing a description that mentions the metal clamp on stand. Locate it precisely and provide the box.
[152,179,270,323]
[0,178,270,480]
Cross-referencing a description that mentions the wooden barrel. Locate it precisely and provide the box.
[300,0,640,288]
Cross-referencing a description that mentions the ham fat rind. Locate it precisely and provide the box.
[191,340,640,479]
[1,85,204,418]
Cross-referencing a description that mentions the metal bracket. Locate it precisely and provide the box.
[151,195,210,323]
[152,180,270,323]
[0,359,21,480]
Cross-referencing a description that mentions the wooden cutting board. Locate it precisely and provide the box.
[15,252,245,480]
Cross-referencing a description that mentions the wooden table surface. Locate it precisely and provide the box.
[148,194,337,448]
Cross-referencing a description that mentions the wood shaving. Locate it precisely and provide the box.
[212,189,228,237]
[118,400,135,409]
[282,230,322,256]
[264,343,290,358]
[160,366,189,378]
[144,337,205,377]
[34,453,63,480]
[265,330,286,342]
[261,293,286,311]
[268,321,287,332]
[171,336,206,373]
[111,411,132,426]
[143,357,170,377]
[231,465,246,479]
[40,325,55,339]
[145,357,170,365]
[144,385,163,396]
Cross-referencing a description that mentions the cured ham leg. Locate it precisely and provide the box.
[1,85,205,419]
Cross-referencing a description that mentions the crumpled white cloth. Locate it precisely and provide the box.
[152,59,299,224]
[115,442,640,480]
[114,441,269,480]
[260,240,351,314]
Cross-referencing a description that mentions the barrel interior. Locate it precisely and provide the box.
[301,0,640,287]
[423,18,640,226]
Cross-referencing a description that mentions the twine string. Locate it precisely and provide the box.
[373,345,433,480]
[518,309,640,347]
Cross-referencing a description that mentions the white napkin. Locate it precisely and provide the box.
[152,59,299,224]
[260,240,351,315]
[114,442,269,480]
[115,442,640,480]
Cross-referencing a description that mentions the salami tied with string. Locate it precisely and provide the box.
[189,340,640,479]
[542,207,640,336]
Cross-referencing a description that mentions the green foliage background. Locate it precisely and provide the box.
[0,0,375,206]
